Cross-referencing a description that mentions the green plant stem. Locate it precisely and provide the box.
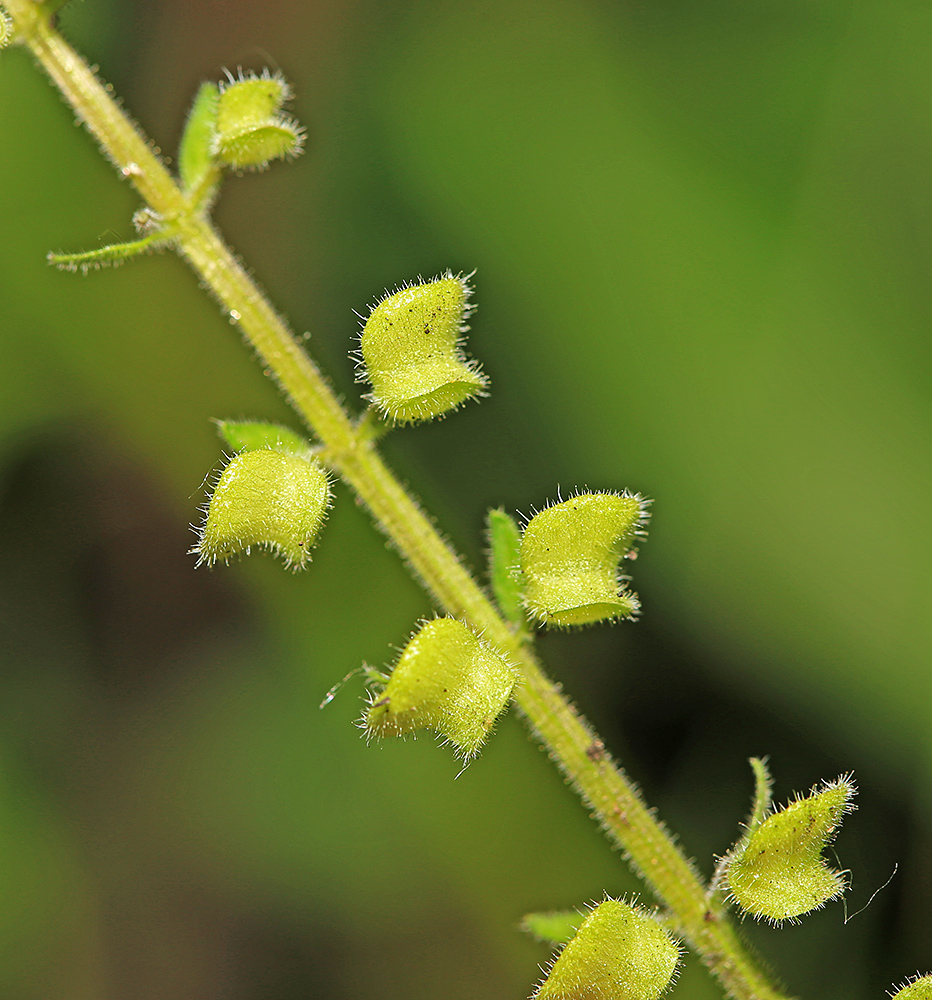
[6,5,790,998]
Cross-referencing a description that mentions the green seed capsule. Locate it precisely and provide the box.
[724,776,856,924]
[216,121,303,170]
[535,899,680,1000]
[890,975,932,1000]
[364,617,517,759]
[213,70,304,171]
[217,71,292,133]
[193,449,330,571]
[519,492,648,627]
[358,274,488,423]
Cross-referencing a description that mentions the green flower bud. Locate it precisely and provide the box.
[519,492,649,627]
[213,70,304,171]
[358,273,488,423]
[723,775,856,925]
[890,974,932,999]
[192,448,330,571]
[534,899,680,1000]
[363,617,517,759]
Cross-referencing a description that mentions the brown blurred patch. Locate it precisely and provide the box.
[0,423,250,696]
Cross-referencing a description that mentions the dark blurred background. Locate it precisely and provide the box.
[1,1,930,997]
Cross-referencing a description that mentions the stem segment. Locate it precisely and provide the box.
[6,5,790,997]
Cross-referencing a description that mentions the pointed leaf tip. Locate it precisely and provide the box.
[522,910,585,947]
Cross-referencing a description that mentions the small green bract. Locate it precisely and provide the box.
[522,910,585,947]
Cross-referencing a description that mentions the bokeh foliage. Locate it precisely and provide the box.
[0,0,930,997]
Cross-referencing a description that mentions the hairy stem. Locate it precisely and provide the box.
[6,4,790,997]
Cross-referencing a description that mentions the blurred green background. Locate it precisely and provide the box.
[1,0,930,997]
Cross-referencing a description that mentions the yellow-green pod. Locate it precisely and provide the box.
[519,492,648,627]
[535,899,680,1000]
[890,975,932,1000]
[364,617,517,759]
[215,121,303,170]
[358,274,488,423]
[192,449,330,571]
[213,70,304,171]
[217,71,291,132]
[724,775,856,925]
